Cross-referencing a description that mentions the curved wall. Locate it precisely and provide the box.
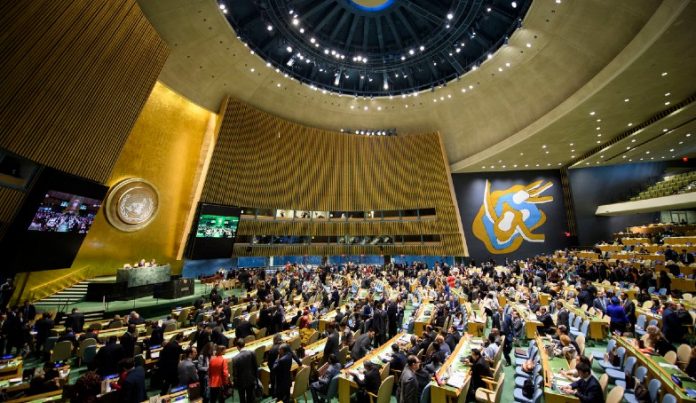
[201,99,467,257]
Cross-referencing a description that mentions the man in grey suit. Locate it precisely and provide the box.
[232,339,259,403]
[351,329,375,361]
[398,355,421,403]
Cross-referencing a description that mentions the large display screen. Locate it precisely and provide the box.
[0,167,109,271]
[195,214,239,238]
[186,203,241,259]
[27,191,102,234]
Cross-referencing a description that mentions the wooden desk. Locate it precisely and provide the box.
[258,337,328,396]
[338,333,410,403]
[413,302,435,336]
[430,335,483,402]
[537,336,579,403]
[560,302,609,341]
[616,336,696,403]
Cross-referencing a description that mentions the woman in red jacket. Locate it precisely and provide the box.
[208,345,230,403]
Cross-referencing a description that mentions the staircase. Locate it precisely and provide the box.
[34,280,89,308]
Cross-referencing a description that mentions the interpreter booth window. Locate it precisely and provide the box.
[276,209,293,220]
[295,210,311,220]
[336,235,349,244]
[422,234,441,244]
[403,209,419,221]
[312,211,329,220]
[348,211,365,221]
[257,209,275,221]
[365,211,380,221]
[252,235,272,244]
[239,208,256,220]
[419,208,436,220]
[311,236,332,245]
[329,211,348,221]
[403,235,422,244]
[382,210,401,221]
[236,235,253,244]
[377,235,395,245]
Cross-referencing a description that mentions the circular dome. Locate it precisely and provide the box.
[222,0,532,97]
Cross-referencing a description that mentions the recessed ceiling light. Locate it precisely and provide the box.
[513,164,518,168]
[622,156,626,159]
[545,151,549,154]
[556,0,561,3]
[292,18,300,26]
[597,134,602,137]
[679,141,684,144]
[525,164,529,167]
[250,68,255,72]
[542,145,547,148]
[627,123,633,127]
[670,149,674,152]
[520,152,524,156]
[596,127,601,130]
[502,165,506,168]
[490,165,495,168]
[547,163,551,166]
[627,147,631,150]
[571,155,575,158]
[624,98,630,102]
[447,12,454,20]
[596,119,602,122]
[267,25,273,31]
[665,92,671,97]
[631,139,636,143]
[571,149,575,152]
[536,164,540,167]
[687,133,692,137]
[665,101,671,106]
[526,43,531,48]
[596,140,601,144]
[511,1,518,8]
[663,128,669,132]
[569,143,574,146]
[661,72,668,77]
[645,151,650,154]
[589,111,595,116]
[482,166,486,169]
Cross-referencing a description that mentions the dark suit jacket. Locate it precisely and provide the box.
[471,356,492,392]
[398,367,419,403]
[570,375,602,403]
[351,334,372,361]
[121,366,146,403]
[95,343,125,377]
[120,332,137,357]
[66,313,85,333]
[273,353,293,397]
[323,331,340,360]
[232,349,259,388]
[235,320,254,339]
[355,367,381,395]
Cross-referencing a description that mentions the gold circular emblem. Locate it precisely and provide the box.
[105,178,159,232]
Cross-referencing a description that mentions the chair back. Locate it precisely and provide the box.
[256,327,267,338]
[580,319,589,335]
[45,336,59,352]
[648,319,658,327]
[326,374,340,400]
[376,375,394,403]
[308,330,319,344]
[337,346,348,365]
[575,334,585,356]
[50,340,73,362]
[82,345,97,365]
[420,382,431,403]
[677,344,692,368]
[624,356,637,375]
[648,378,662,402]
[291,365,310,400]
[605,385,624,403]
[78,338,97,359]
[289,336,301,351]
[164,322,177,333]
[634,366,648,383]
[663,350,677,365]
[599,373,609,399]
[636,315,646,329]
[662,393,677,403]
[616,347,627,367]
[243,334,256,344]
[642,300,653,309]
[379,362,390,381]
[572,316,582,329]
[254,345,265,366]
[493,372,505,403]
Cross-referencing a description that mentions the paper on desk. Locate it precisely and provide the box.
[658,362,679,369]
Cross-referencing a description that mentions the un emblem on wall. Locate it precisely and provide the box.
[105,178,159,232]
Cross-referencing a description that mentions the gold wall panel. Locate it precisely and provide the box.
[202,98,466,257]
[14,83,213,303]
[0,0,168,183]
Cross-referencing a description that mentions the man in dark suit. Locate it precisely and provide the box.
[158,333,183,394]
[555,301,570,329]
[467,348,492,402]
[120,358,146,403]
[322,323,340,364]
[273,344,294,403]
[351,329,375,361]
[536,307,555,335]
[235,318,255,340]
[351,360,381,402]
[34,312,54,357]
[119,324,137,358]
[398,355,421,403]
[65,308,85,333]
[78,327,101,344]
[560,362,602,403]
[389,343,407,372]
[664,245,679,262]
[232,339,259,403]
[386,300,399,340]
[21,301,36,322]
[94,336,125,377]
[680,249,695,265]
[331,287,340,308]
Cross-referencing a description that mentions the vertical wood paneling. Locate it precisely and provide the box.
[203,98,466,256]
[0,0,168,183]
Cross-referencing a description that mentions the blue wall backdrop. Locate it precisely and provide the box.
[452,170,571,261]
[567,162,667,246]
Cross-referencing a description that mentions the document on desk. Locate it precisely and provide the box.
[658,362,679,370]
[447,373,466,388]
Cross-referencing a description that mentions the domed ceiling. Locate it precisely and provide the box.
[222,0,531,96]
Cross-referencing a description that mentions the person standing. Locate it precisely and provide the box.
[119,324,138,358]
[197,342,213,403]
[120,358,146,403]
[398,356,421,403]
[178,348,199,386]
[34,312,54,358]
[467,348,492,402]
[208,345,230,403]
[606,297,629,334]
[273,344,294,403]
[322,323,340,364]
[231,339,259,403]
[159,333,183,394]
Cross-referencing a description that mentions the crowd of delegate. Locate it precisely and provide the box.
[0,235,694,402]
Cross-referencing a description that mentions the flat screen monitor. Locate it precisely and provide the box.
[195,214,239,238]
[1,167,108,271]
[186,203,241,259]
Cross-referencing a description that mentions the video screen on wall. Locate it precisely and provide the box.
[195,214,239,238]
[1,167,109,271]
[27,191,102,234]
[186,203,241,259]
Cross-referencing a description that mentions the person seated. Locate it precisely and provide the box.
[685,347,696,378]
[559,356,593,382]
[389,343,407,372]
[350,360,380,402]
[536,306,555,335]
[310,354,342,403]
[29,362,62,394]
[559,362,602,403]
[467,348,492,402]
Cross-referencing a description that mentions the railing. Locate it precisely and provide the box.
[28,265,92,303]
